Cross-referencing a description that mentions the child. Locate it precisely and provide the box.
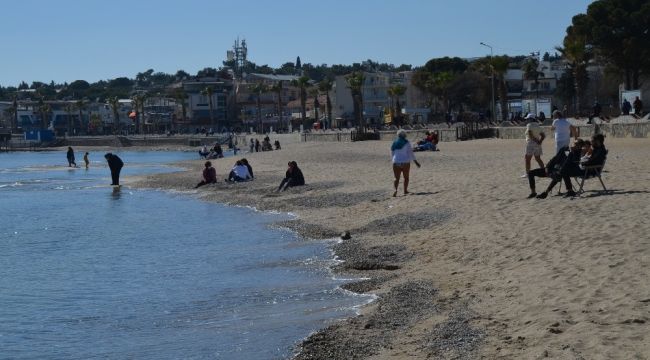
[83,152,90,169]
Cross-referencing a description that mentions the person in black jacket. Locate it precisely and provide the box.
[526,140,581,198]
[104,153,124,186]
[277,161,305,191]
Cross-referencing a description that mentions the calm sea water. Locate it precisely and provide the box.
[0,151,369,359]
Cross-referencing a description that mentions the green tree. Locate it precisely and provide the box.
[387,84,407,122]
[270,81,285,130]
[248,83,269,133]
[108,97,120,135]
[345,72,365,130]
[318,79,333,127]
[76,99,86,133]
[522,57,543,114]
[291,76,311,124]
[173,89,188,126]
[201,86,215,130]
[568,0,650,89]
[64,103,75,136]
[131,94,147,134]
[491,56,510,121]
[556,28,593,114]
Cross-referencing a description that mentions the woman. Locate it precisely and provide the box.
[66,147,77,167]
[524,121,545,176]
[278,161,305,191]
[391,130,420,197]
[195,161,217,188]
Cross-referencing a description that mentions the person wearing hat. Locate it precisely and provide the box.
[391,130,421,197]
[524,115,545,177]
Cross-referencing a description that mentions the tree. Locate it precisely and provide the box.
[270,81,285,130]
[291,76,311,124]
[491,56,510,121]
[76,99,86,133]
[64,103,75,136]
[318,79,333,127]
[296,56,302,72]
[131,94,147,134]
[309,88,320,121]
[568,0,650,89]
[173,89,188,126]
[248,83,269,133]
[522,57,543,114]
[387,84,407,123]
[108,97,120,135]
[556,26,593,114]
[345,72,365,130]
[201,86,215,130]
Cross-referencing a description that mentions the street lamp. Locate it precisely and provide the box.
[480,42,495,122]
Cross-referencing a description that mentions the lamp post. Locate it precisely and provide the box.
[480,42,495,122]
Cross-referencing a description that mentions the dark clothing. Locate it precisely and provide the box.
[106,154,124,185]
[245,164,254,179]
[582,145,607,168]
[543,147,581,193]
[278,167,305,191]
[196,167,216,188]
[527,167,547,190]
[528,149,567,190]
[67,149,76,167]
[633,99,643,115]
[622,100,632,115]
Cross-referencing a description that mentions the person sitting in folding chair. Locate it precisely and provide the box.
[576,134,608,193]
[536,138,585,199]
[526,142,573,198]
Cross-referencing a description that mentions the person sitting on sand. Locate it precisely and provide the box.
[278,161,305,191]
[66,147,77,167]
[414,131,436,152]
[240,158,254,179]
[524,121,545,176]
[227,160,252,182]
[274,140,281,150]
[391,130,421,197]
[83,152,90,169]
[195,161,217,188]
[199,145,210,159]
[261,138,273,151]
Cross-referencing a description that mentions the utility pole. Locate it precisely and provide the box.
[480,42,495,122]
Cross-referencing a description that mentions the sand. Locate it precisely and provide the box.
[129,137,650,359]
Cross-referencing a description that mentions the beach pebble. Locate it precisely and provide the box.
[340,231,351,240]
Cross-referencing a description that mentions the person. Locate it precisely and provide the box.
[66,147,77,167]
[274,140,281,150]
[589,101,602,123]
[278,161,305,191]
[524,121,545,176]
[391,130,421,197]
[261,138,273,151]
[526,140,576,198]
[622,98,632,115]
[633,96,643,117]
[551,110,577,154]
[83,152,90,169]
[240,158,254,179]
[255,139,261,152]
[195,161,217,188]
[249,139,255,153]
[104,153,124,186]
[227,160,252,182]
[199,145,210,158]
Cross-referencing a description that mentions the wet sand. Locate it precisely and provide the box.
[129,137,650,359]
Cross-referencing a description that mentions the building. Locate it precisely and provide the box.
[172,78,234,131]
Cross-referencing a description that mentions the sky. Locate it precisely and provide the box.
[0,0,593,86]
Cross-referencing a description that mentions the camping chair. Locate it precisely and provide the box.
[576,150,609,194]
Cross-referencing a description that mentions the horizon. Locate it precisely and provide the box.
[0,0,593,86]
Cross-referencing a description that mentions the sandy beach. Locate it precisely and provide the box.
[129,136,650,359]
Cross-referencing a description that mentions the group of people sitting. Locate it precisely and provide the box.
[199,144,224,159]
[527,133,607,199]
[249,136,281,153]
[194,157,305,192]
[413,130,439,152]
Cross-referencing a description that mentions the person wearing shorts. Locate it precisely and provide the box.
[391,130,421,197]
[524,120,545,176]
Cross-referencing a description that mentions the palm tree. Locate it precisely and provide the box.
[131,94,147,134]
[308,88,320,121]
[318,79,333,127]
[433,72,453,117]
[11,96,18,131]
[556,34,592,115]
[270,81,284,130]
[201,86,215,131]
[76,99,86,133]
[291,76,311,125]
[108,97,120,135]
[490,55,510,121]
[249,83,269,133]
[387,84,407,125]
[522,57,543,115]
[39,101,52,129]
[173,89,188,128]
[345,72,365,130]
[64,103,75,136]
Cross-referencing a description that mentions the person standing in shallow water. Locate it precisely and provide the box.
[83,152,90,169]
[66,147,77,167]
[104,153,124,186]
[391,130,420,197]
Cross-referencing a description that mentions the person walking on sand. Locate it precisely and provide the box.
[551,110,577,155]
[524,120,545,177]
[391,130,420,197]
[66,147,77,167]
[83,152,90,169]
[195,161,217,188]
[104,153,124,186]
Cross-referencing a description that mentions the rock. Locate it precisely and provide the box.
[340,231,351,240]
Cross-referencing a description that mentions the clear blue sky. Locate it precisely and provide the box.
[0,0,593,86]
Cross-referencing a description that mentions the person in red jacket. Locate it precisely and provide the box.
[195,161,217,188]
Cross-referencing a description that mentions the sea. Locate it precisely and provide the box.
[0,150,371,359]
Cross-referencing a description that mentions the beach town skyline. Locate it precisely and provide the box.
[0,0,592,85]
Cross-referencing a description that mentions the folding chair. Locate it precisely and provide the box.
[576,151,609,194]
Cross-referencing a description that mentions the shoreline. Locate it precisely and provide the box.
[128,137,650,359]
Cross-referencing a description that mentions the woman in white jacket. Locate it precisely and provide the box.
[391,130,421,197]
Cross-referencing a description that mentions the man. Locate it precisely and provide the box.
[622,98,632,115]
[104,153,124,186]
[551,110,577,154]
[633,96,643,117]
[527,139,582,198]
[589,101,602,123]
